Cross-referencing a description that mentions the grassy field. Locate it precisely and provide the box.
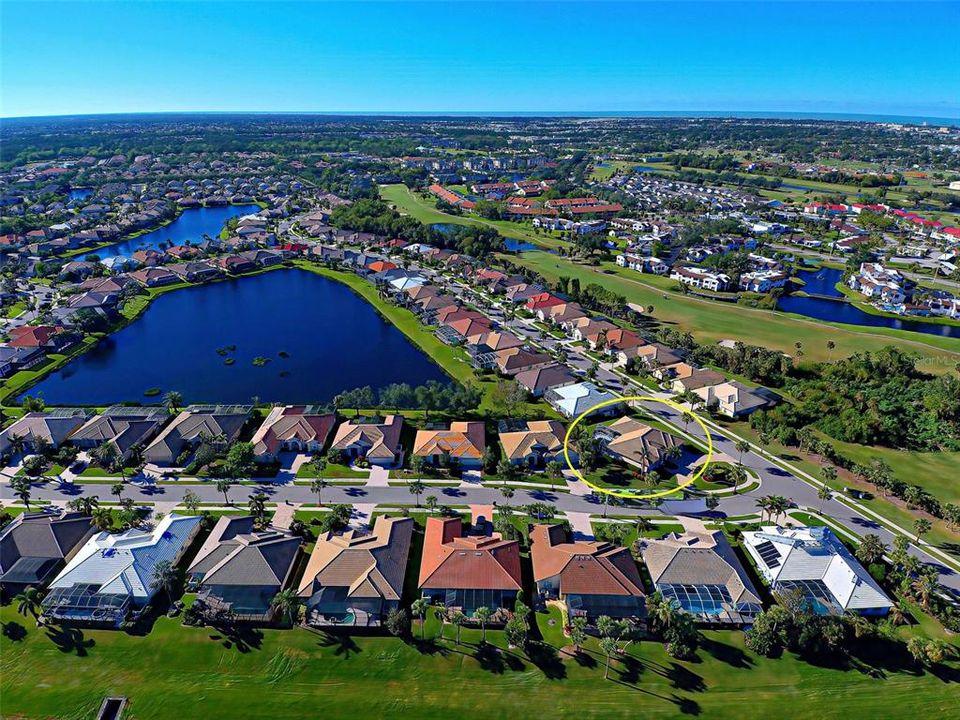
[380,183,566,250]
[2,601,957,720]
[506,250,960,371]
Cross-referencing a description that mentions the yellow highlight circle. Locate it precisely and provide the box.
[562,395,713,500]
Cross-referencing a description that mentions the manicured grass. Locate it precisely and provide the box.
[380,183,567,251]
[295,462,369,479]
[1,300,26,318]
[506,250,960,372]
[3,600,957,720]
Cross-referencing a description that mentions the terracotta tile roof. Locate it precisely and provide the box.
[418,517,522,591]
[529,524,645,597]
[413,421,486,460]
[251,406,336,456]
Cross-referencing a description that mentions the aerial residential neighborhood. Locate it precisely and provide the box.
[1,1,958,719]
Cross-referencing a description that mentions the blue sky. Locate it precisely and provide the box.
[2,1,958,119]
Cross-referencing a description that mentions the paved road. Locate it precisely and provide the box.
[4,257,958,599]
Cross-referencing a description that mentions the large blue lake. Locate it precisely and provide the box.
[780,267,960,339]
[87,204,261,260]
[28,269,450,404]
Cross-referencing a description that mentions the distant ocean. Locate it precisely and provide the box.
[5,110,958,127]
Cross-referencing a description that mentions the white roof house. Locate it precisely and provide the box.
[544,382,620,418]
[42,513,202,626]
[742,526,892,616]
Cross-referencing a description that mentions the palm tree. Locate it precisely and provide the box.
[473,606,493,644]
[15,586,41,618]
[730,464,747,494]
[69,494,99,516]
[425,495,439,515]
[11,478,31,510]
[600,636,619,679]
[163,391,183,413]
[645,592,675,630]
[408,479,425,508]
[216,478,233,505]
[734,439,750,466]
[569,615,588,654]
[151,559,179,603]
[91,506,113,531]
[755,495,772,522]
[817,484,832,514]
[111,481,125,502]
[855,533,887,566]
[248,492,268,526]
[271,588,300,625]
[451,611,467,645]
[911,567,939,610]
[310,477,329,506]
[411,597,430,641]
[913,518,932,543]
[434,608,448,641]
[634,516,653,537]
[499,486,515,502]
[8,434,26,460]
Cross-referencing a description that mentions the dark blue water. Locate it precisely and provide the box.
[504,238,538,252]
[27,269,450,404]
[780,267,960,338]
[795,267,845,297]
[85,204,260,260]
[68,188,93,201]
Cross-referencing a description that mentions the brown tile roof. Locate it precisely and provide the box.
[413,421,486,461]
[529,524,645,597]
[604,417,683,467]
[418,517,522,591]
[330,415,404,460]
[499,420,565,461]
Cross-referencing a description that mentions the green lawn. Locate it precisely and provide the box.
[295,462,369,479]
[3,601,957,720]
[506,250,960,372]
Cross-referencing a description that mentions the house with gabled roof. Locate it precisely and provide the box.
[418,515,522,614]
[639,521,762,625]
[298,516,414,627]
[0,409,89,455]
[545,382,620,419]
[0,511,94,596]
[251,405,336,461]
[530,523,645,621]
[143,405,251,466]
[186,516,301,622]
[499,420,571,468]
[329,414,404,467]
[41,513,202,627]
[596,416,683,472]
[515,363,578,398]
[742,526,892,616]
[413,421,486,469]
[71,406,167,461]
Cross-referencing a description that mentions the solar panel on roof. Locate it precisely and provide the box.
[754,541,781,568]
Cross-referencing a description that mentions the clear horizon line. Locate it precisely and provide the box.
[2,109,959,125]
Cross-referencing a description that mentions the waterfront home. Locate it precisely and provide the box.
[639,522,763,625]
[530,523,645,621]
[466,331,525,369]
[412,421,486,469]
[0,511,94,596]
[494,347,554,376]
[251,405,336,462]
[239,248,283,267]
[848,262,907,304]
[0,409,89,455]
[129,266,179,288]
[186,516,301,622]
[515,363,578,398]
[167,261,222,283]
[693,380,770,418]
[41,513,202,627]
[739,269,789,293]
[70,406,167,461]
[329,414,404,467]
[741,526,892,616]
[498,420,571,468]
[0,345,47,379]
[215,254,257,274]
[418,514,522,614]
[595,416,683,472]
[143,405,251,466]
[545,382,620,419]
[298,516,413,627]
